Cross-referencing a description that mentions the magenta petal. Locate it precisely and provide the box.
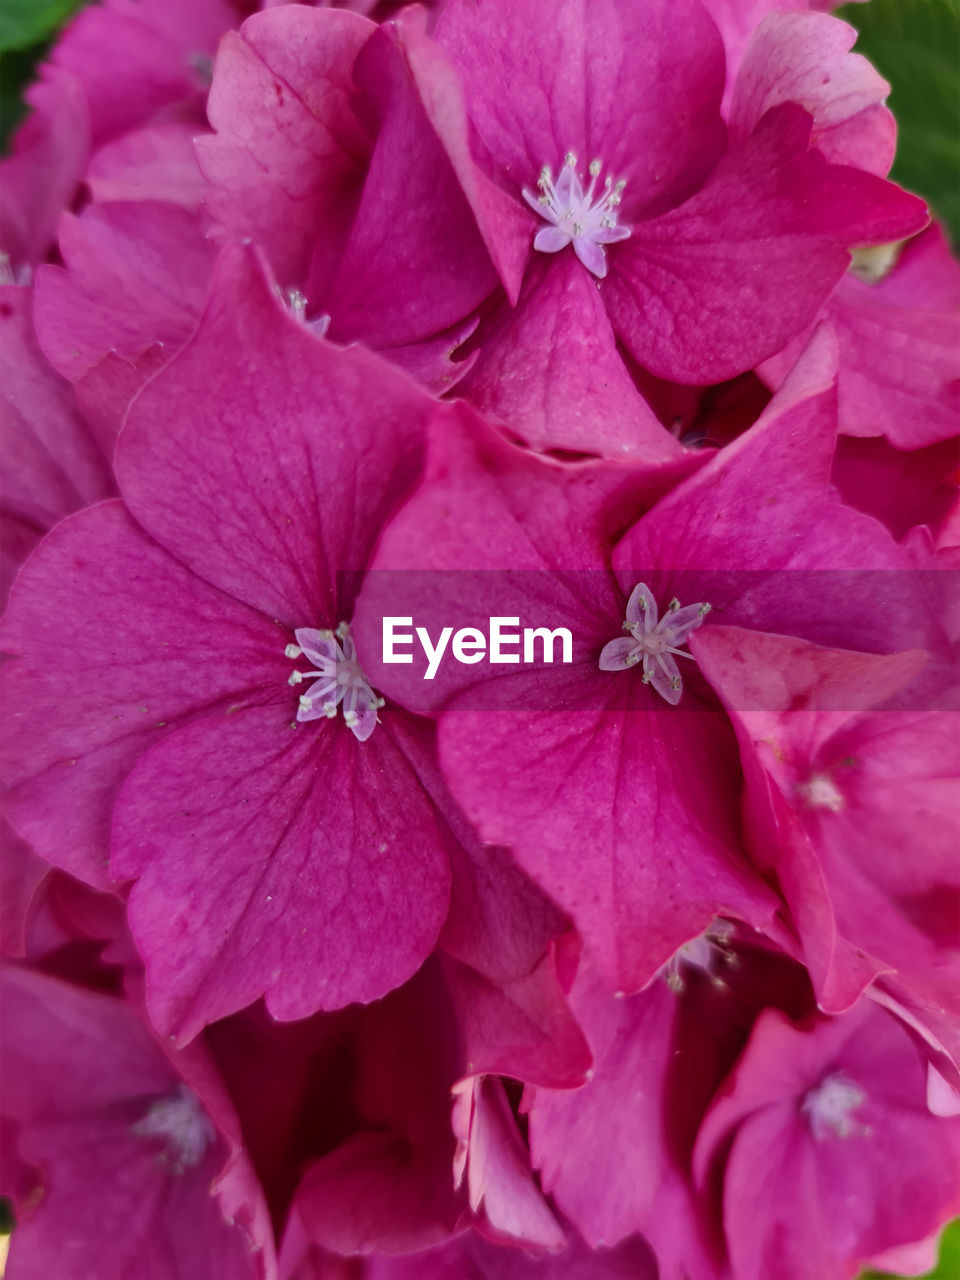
[87,122,209,210]
[613,326,945,664]
[442,950,591,1090]
[117,243,436,628]
[695,1004,960,1280]
[731,12,896,176]
[112,705,451,1039]
[1,968,273,1280]
[1,501,286,886]
[435,0,726,220]
[455,256,681,457]
[0,284,114,594]
[606,103,928,383]
[289,962,465,1256]
[47,0,235,149]
[438,688,776,997]
[0,71,88,273]
[33,202,214,383]
[454,1075,565,1251]
[197,7,374,287]
[320,16,502,347]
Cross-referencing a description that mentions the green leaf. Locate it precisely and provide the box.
[838,0,960,245]
[0,0,86,54]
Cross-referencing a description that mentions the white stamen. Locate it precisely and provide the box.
[599,582,710,705]
[803,1073,869,1141]
[522,151,631,279]
[284,288,332,339]
[799,773,844,812]
[132,1084,214,1173]
[662,921,735,993]
[286,622,382,741]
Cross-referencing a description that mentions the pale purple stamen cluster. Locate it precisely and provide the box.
[802,1073,869,1141]
[286,622,384,741]
[285,287,331,339]
[599,582,711,705]
[522,152,630,279]
[662,921,736,993]
[131,1084,215,1173]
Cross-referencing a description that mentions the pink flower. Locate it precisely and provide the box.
[761,223,960,448]
[693,626,959,1014]
[354,327,941,996]
[2,247,455,1037]
[0,966,275,1279]
[694,999,960,1280]
[0,284,115,609]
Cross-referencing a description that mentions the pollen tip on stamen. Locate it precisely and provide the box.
[335,621,350,639]
[343,710,358,726]
[298,694,311,710]
[289,672,303,686]
[589,159,601,176]
[699,603,712,615]
[668,597,680,612]
[564,150,576,167]
[323,702,337,718]
[285,644,301,659]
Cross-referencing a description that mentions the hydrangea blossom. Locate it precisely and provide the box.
[0,1,958,1277]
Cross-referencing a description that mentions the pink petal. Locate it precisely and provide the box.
[454,255,680,457]
[533,225,572,253]
[606,103,928,383]
[598,637,637,671]
[731,12,895,176]
[113,705,451,1039]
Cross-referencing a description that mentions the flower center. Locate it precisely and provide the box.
[802,1073,869,1141]
[599,582,711,705]
[286,622,383,742]
[285,287,331,338]
[131,1084,215,1172]
[522,152,630,279]
[662,921,735,993]
[799,773,844,812]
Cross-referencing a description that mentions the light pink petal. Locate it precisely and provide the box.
[456,1076,565,1251]
[598,636,638,672]
[533,226,572,253]
[625,583,657,629]
[572,235,608,278]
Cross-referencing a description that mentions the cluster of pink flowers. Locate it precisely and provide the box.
[1,1,958,1278]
